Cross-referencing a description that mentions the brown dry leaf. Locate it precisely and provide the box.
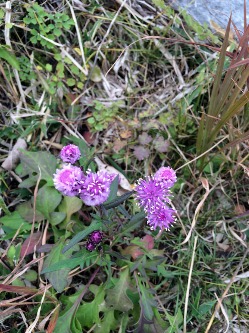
[20,231,43,258]
[94,157,132,191]
[120,129,132,139]
[113,139,127,152]
[210,20,235,42]
[234,204,246,215]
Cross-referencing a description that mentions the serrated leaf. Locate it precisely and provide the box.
[42,239,77,292]
[153,136,170,153]
[62,220,102,253]
[137,278,156,321]
[36,185,62,219]
[138,132,153,145]
[94,310,117,333]
[106,267,133,312]
[18,150,57,187]
[133,146,150,160]
[76,285,105,328]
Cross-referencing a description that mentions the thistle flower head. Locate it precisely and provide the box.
[134,176,169,213]
[53,165,84,197]
[154,167,177,188]
[147,205,176,231]
[85,241,96,252]
[60,144,81,164]
[89,230,103,244]
[79,170,114,206]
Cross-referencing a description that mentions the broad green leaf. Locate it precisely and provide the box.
[17,201,44,223]
[58,196,82,223]
[18,150,57,187]
[42,239,77,292]
[0,211,32,231]
[197,300,216,317]
[50,212,66,226]
[62,220,102,253]
[0,46,20,70]
[106,267,133,312]
[36,185,62,219]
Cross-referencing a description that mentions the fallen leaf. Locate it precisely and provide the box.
[94,157,132,191]
[113,139,127,152]
[1,138,27,170]
[120,130,132,139]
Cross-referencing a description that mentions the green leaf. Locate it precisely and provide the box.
[50,212,66,226]
[18,150,57,187]
[42,239,77,292]
[41,250,98,274]
[67,78,76,86]
[76,285,105,328]
[104,176,119,204]
[62,220,102,253]
[106,267,133,312]
[17,200,44,223]
[103,191,134,210]
[197,300,216,318]
[36,185,62,219]
[58,196,82,224]
[137,278,156,321]
[94,310,117,333]
[165,308,183,332]
[0,46,20,70]
[0,211,32,231]
[56,62,64,79]
[54,303,81,333]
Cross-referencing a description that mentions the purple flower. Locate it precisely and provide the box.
[134,176,170,213]
[60,144,81,164]
[79,170,114,206]
[154,167,177,188]
[134,168,177,231]
[86,241,96,252]
[89,231,103,244]
[53,165,84,196]
[147,205,176,231]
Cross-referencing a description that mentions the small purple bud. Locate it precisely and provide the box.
[86,241,96,252]
[89,231,103,244]
[60,144,81,164]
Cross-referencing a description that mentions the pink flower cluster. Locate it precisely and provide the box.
[54,144,116,206]
[134,167,177,231]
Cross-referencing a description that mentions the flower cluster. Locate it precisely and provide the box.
[134,167,177,231]
[86,230,103,252]
[53,144,116,206]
